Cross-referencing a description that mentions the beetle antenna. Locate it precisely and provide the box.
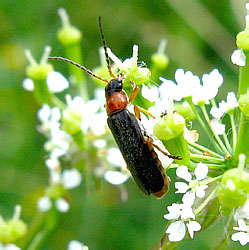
[48,56,109,83]
[98,16,115,79]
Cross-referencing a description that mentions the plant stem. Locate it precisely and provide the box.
[229,112,237,151]
[195,187,217,215]
[200,104,230,155]
[188,142,223,158]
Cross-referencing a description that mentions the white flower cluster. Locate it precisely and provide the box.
[232,200,249,245]
[164,163,209,242]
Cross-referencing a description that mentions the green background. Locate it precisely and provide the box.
[0,0,247,249]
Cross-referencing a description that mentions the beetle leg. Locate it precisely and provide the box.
[128,80,140,104]
[134,106,156,119]
[152,143,182,160]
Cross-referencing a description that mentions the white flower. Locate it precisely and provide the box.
[186,220,201,238]
[93,139,107,149]
[55,198,70,213]
[104,171,129,185]
[234,199,249,221]
[166,220,186,242]
[164,191,201,242]
[192,69,223,105]
[175,163,209,199]
[202,69,223,89]
[22,78,34,91]
[47,71,69,93]
[176,165,192,182]
[68,240,89,250]
[231,49,246,66]
[210,92,238,118]
[62,169,82,189]
[141,85,159,103]
[175,69,201,100]
[211,119,225,135]
[37,196,52,212]
[107,148,126,167]
[231,219,249,246]
[0,243,21,250]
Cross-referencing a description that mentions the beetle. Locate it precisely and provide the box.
[48,17,180,198]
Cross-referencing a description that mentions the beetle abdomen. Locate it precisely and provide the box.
[107,109,168,197]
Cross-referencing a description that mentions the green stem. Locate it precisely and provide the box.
[190,153,225,163]
[200,104,230,155]
[194,187,217,215]
[51,95,66,109]
[188,145,203,155]
[185,97,223,154]
[199,175,222,186]
[229,112,237,151]
[232,113,249,164]
[188,142,223,158]
[238,51,249,97]
[205,164,227,169]
[211,99,232,153]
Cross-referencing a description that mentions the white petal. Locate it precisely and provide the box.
[93,139,107,149]
[231,232,249,246]
[166,220,186,242]
[37,104,51,122]
[195,185,208,198]
[164,203,181,220]
[210,106,225,119]
[159,78,181,101]
[47,71,69,93]
[68,240,88,250]
[141,85,159,103]
[233,219,249,232]
[37,196,52,212]
[180,205,195,220]
[3,244,21,250]
[55,198,70,213]
[176,165,192,182]
[45,157,60,170]
[186,220,201,238]
[22,78,34,91]
[62,169,82,189]
[50,107,61,122]
[202,69,223,89]
[194,162,208,180]
[175,182,189,194]
[234,199,249,220]
[107,148,126,167]
[231,49,246,66]
[211,119,225,135]
[182,192,195,207]
[104,171,129,185]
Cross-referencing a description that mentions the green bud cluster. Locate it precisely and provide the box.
[217,168,249,209]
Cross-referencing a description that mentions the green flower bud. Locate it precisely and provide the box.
[26,63,53,80]
[62,107,82,135]
[154,112,190,165]
[45,184,66,200]
[57,26,82,46]
[57,8,82,46]
[25,47,53,105]
[221,168,249,193]
[236,30,249,51]
[154,113,185,141]
[217,168,249,209]
[124,67,151,86]
[151,53,169,70]
[239,93,249,116]
[0,206,27,244]
[217,182,247,209]
[92,66,111,87]
[174,101,197,121]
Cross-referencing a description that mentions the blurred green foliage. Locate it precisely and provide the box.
[0,0,247,249]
